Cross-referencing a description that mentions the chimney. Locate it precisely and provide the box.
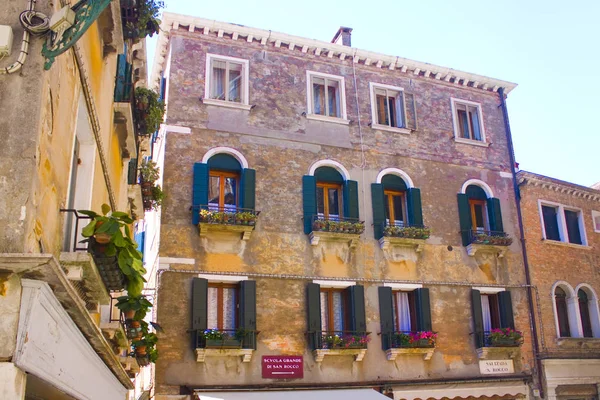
[331,26,352,47]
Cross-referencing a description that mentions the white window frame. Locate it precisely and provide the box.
[450,98,488,147]
[204,54,251,110]
[369,83,410,134]
[551,281,582,338]
[306,71,348,124]
[538,200,588,246]
[592,210,600,233]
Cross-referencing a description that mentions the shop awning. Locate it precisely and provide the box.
[196,388,390,400]
[391,381,529,400]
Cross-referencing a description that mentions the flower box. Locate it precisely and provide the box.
[384,226,430,239]
[204,339,242,349]
[490,338,520,347]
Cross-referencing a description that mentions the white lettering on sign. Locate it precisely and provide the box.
[479,360,514,375]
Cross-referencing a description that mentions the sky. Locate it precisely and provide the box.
[147,0,600,187]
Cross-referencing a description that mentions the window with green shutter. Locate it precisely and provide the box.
[458,183,504,246]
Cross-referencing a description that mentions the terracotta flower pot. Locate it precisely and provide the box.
[135,345,147,355]
[124,310,136,320]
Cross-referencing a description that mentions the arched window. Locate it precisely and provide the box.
[192,149,255,224]
[371,170,424,239]
[314,166,344,220]
[457,181,504,246]
[555,287,571,338]
[578,289,593,338]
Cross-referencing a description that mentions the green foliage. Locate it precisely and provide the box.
[116,295,153,320]
[122,0,163,39]
[135,87,165,136]
[384,225,431,239]
[139,159,161,184]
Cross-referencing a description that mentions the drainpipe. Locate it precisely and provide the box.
[498,87,544,399]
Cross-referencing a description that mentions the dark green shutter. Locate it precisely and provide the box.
[498,291,515,329]
[457,193,472,246]
[127,158,138,185]
[378,286,394,350]
[239,280,257,349]
[487,197,504,233]
[303,175,317,234]
[306,283,321,350]
[240,168,256,211]
[192,163,209,224]
[407,188,424,227]
[415,288,432,332]
[348,285,366,333]
[192,278,208,332]
[114,54,127,102]
[343,180,359,219]
[371,183,386,240]
[471,289,484,348]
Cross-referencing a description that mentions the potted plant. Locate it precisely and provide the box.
[115,295,153,320]
[200,329,242,349]
[133,332,158,356]
[489,328,523,347]
[134,88,165,136]
[122,0,163,39]
[408,331,437,347]
[139,159,160,184]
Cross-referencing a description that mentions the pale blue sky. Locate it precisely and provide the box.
[148,0,600,187]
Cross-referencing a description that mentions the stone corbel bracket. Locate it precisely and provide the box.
[379,237,425,261]
[198,223,255,240]
[476,346,520,360]
[195,348,254,363]
[386,347,435,361]
[466,244,508,258]
[313,348,367,362]
[309,231,360,248]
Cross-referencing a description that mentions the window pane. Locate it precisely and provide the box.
[578,289,593,338]
[207,287,218,328]
[474,203,485,229]
[210,60,227,100]
[312,78,325,115]
[564,210,582,245]
[394,292,412,331]
[469,106,482,141]
[481,295,492,332]
[389,95,397,127]
[317,187,325,215]
[224,177,237,206]
[457,109,470,139]
[328,188,340,217]
[542,205,561,240]
[320,292,329,332]
[222,287,237,330]
[384,193,392,223]
[392,194,404,225]
[228,63,242,103]
[376,94,389,125]
[332,291,344,332]
[555,287,571,337]
[327,80,340,117]
[209,176,221,208]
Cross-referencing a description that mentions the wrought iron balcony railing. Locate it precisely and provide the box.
[194,205,260,226]
[311,215,365,234]
[378,222,431,239]
[478,330,523,348]
[308,330,371,350]
[195,329,258,349]
[467,229,513,246]
[382,330,437,349]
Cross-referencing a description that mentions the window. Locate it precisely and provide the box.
[368,83,409,133]
[209,170,239,209]
[451,98,486,144]
[578,289,593,338]
[471,289,514,348]
[207,283,238,331]
[320,288,347,333]
[555,287,571,337]
[457,183,504,246]
[385,190,406,227]
[539,201,587,245]
[481,293,501,332]
[204,54,250,108]
[553,283,600,339]
[592,210,600,233]
[470,199,488,232]
[392,290,416,332]
[306,71,347,122]
[317,182,342,220]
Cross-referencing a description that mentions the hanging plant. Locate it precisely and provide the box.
[134,87,165,136]
[122,0,163,39]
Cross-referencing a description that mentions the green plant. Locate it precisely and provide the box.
[384,225,431,239]
[489,328,523,344]
[392,331,437,348]
[323,333,370,349]
[116,295,153,320]
[145,185,165,211]
[139,159,160,184]
[123,0,163,39]
[80,204,146,297]
[135,87,165,136]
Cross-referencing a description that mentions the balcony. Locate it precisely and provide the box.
[113,53,137,160]
[308,216,365,248]
[382,331,436,361]
[465,229,513,258]
[309,331,370,362]
[196,206,260,240]
[476,329,523,359]
[378,223,430,261]
[194,329,258,363]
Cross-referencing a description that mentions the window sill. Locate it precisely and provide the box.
[454,137,490,147]
[202,98,253,111]
[476,346,520,360]
[195,348,254,363]
[371,124,411,135]
[305,114,350,125]
[313,348,367,363]
[309,231,361,248]
[541,239,590,250]
[199,222,255,240]
[386,347,435,361]
[556,337,600,349]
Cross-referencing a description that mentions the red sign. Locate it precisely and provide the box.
[262,356,303,379]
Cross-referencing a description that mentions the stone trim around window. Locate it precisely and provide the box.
[450,98,487,145]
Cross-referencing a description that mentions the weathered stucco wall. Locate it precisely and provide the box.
[155,27,533,395]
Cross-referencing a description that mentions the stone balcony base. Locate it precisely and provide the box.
[195,348,254,363]
[467,243,508,258]
[309,231,360,248]
[199,223,255,240]
[386,347,435,361]
[477,346,520,359]
[313,348,367,362]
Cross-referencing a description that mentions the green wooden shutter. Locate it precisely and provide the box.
[498,290,515,329]
[192,163,209,225]
[378,286,394,350]
[407,188,424,227]
[404,92,417,131]
[240,168,256,211]
[191,276,208,349]
[306,283,321,350]
[487,197,504,233]
[127,158,138,185]
[239,280,257,349]
[415,288,432,332]
[457,193,472,246]
[371,183,386,240]
[471,289,484,348]
[348,285,366,333]
[114,54,127,102]
[343,180,359,219]
[303,175,317,234]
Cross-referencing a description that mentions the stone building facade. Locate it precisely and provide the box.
[0,1,154,399]
[518,171,600,400]
[150,12,533,400]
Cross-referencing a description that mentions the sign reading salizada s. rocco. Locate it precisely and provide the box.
[262,356,303,379]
